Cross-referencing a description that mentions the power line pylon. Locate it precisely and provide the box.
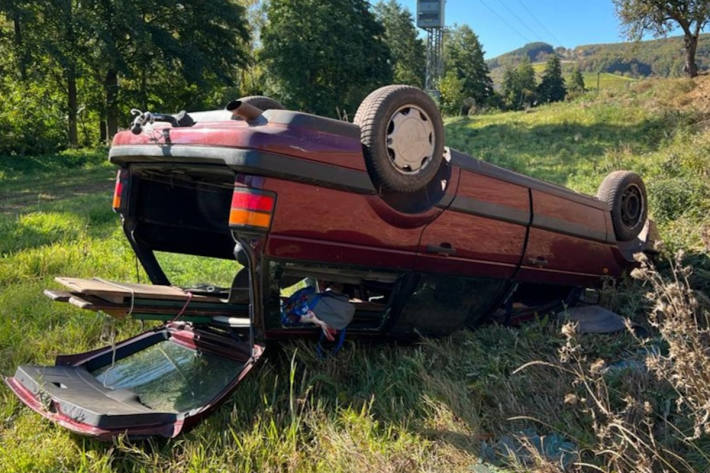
[417,0,445,96]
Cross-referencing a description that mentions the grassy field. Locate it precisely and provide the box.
[490,62,636,93]
[0,77,709,472]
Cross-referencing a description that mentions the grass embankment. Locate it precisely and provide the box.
[0,78,709,472]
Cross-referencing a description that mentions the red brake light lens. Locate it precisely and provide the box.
[229,187,276,230]
[112,170,124,210]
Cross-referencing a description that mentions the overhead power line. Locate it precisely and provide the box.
[494,0,543,42]
[479,0,531,44]
[514,0,563,46]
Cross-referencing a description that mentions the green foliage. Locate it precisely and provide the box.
[374,0,425,87]
[438,70,466,115]
[444,25,493,112]
[0,0,252,153]
[613,0,710,40]
[261,0,392,118]
[613,0,710,77]
[501,59,537,110]
[537,55,566,103]
[0,76,66,155]
[569,65,586,95]
[486,41,555,70]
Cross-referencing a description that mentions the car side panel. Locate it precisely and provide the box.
[261,176,450,270]
[416,169,530,278]
[517,190,623,285]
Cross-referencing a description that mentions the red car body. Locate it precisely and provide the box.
[6,107,656,439]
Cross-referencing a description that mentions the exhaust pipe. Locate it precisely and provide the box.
[226,100,263,121]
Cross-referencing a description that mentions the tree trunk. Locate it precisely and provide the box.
[105,69,119,141]
[12,9,26,80]
[67,69,78,147]
[684,34,698,78]
[100,116,107,143]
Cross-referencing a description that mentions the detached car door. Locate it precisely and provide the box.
[5,323,263,439]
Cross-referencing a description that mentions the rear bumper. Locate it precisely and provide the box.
[109,145,375,194]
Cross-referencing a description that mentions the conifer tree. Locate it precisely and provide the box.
[444,24,493,112]
[569,65,586,94]
[537,55,566,103]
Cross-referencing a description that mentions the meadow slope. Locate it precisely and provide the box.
[0,77,708,472]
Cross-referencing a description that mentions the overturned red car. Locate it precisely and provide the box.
[6,85,657,439]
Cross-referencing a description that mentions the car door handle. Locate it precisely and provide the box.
[426,243,456,256]
[528,256,549,267]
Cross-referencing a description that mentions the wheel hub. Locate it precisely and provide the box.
[386,105,435,174]
[620,184,644,227]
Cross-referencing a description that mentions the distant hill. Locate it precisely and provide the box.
[487,34,710,87]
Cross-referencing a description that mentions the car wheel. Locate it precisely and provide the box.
[354,85,444,193]
[236,95,284,111]
[597,171,648,241]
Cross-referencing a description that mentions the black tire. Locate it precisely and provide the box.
[597,171,648,241]
[354,85,444,193]
[237,95,284,111]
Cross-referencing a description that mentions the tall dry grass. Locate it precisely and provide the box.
[515,251,710,473]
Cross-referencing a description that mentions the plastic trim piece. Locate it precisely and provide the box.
[109,145,377,195]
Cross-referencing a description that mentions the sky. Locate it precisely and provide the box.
[399,0,687,58]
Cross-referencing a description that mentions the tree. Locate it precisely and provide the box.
[502,59,537,110]
[444,25,493,112]
[1,0,251,144]
[537,54,566,103]
[82,0,250,140]
[569,65,586,94]
[374,0,425,87]
[0,1,86,146]
[262,0,392,117]
[613,0,710,78]
[439,70,466,115]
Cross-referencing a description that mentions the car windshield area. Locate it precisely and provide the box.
[92,339,243,413]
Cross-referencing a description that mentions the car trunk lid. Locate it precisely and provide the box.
[6,323,264,439]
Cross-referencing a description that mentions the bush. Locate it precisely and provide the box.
[649,177,709,222]
[0,77,67,155]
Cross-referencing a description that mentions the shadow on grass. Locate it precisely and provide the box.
[0,148,108,177]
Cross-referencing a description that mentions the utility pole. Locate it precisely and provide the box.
[417,0,446,97]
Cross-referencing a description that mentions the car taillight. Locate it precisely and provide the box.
[229,187,276,231]
[112,170,125,211]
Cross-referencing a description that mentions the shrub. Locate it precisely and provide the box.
[0,77,67,155]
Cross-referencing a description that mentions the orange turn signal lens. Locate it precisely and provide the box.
[228,208,272,228]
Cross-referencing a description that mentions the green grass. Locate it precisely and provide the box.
[446,77,710,252]
[1,78,709,472]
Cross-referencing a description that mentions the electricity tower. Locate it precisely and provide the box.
[417,0,445,95]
